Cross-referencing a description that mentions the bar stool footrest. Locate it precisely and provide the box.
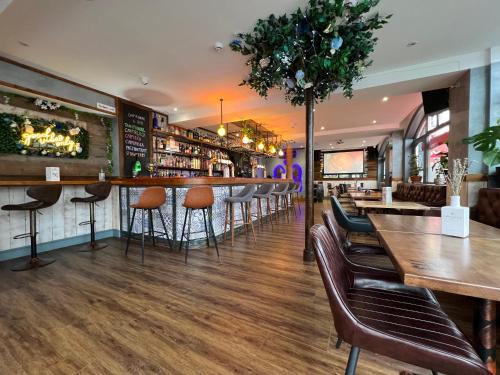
[78,220,92,226]
[13,232,35,240]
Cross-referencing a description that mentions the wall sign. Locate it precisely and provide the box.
[122,103,149,177]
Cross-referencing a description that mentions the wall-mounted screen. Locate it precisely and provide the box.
[323,150,364,175]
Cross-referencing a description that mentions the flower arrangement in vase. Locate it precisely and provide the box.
[409,154,423,183]
[441,158,472,238]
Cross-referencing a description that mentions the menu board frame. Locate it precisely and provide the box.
[121,102,150,177]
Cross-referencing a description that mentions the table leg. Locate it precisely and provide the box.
[474,299,496,374]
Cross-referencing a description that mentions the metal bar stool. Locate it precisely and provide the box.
[71,181,112,251]
[1,185,62,271]
[252,184,274,228]
[179,186,220,264]
[125,187,173,264]
[271,182,290,223]
[224,185,256,246]
[286,183,299,217]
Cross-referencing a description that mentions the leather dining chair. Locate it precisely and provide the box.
[330,196,374,238]
[310,224,490,375]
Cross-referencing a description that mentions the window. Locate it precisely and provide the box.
[411,109,450,183]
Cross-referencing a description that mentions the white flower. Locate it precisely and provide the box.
[35,98,43,106]
[71,151,76,156]
[259,57,271,68]
[24,118,31,126]
[56,152,61,157]
[69,127,80,136]
[21,150,27,155]
[10,122,17,128]
[77,147,83,153]
[344,0,358,6]
[41,150,47,155]
[323,24,334,33]
[304,82,314,89]
[330,49,337,55]
[24,124,34,134]
[41,105,47,110]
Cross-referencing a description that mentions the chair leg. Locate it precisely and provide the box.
[179,208,188,252]
[157,208,173,250]
[125,208,137,256]
[140,209,145,264]
[224,201,229,241]
[202,208,210,247]
[258,198,263,226]
[266,197,274,229]
[283,195,290,223]
[208,206,220,260]
[296,192,301,213]
[275,195,280,222]
[345,346,360,375]
[230,203,235,246]
[185,209,192,264]
[247,202,256,243]
[335,337,343,349]
[240,202,248,236]
[148,209,156,247]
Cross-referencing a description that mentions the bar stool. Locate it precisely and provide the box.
[224,185,256,246]
[271,183,289,223]
[252,184,274,228]
[1,185,62,271]
[286,183,299,217]
[179,186,220,264]
[125,187,172,264]
[71,181,112,251]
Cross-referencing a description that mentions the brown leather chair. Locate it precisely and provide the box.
[310,224,489,375]
[471,188,500,229]
[180,186,220,264]
[71,181,112,251]
[125,187,173,264]
[2,185,62,271]
[321,210,385,256]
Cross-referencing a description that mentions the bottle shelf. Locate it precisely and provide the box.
[153,150,210,159]
[152,130,232,152]
[156,166,209,172]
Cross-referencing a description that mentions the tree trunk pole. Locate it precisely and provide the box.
[303,87,315,262]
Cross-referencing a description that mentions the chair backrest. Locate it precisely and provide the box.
[236,184,256,199]
[85,181,112,200]
[330,196,350,229]
[321,210,349,251]
[255,183,274,195]
[184,186,214,209]
[274,182,289,193]
[27,185,62,207]
[310,224,355,341]
[136,187,167,209]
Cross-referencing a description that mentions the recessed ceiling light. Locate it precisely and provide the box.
[320,126,325,130]
[173,107,178,112]
[362,140,366,143]
[372,120,377,124]
[18,40,29,47]
[382,97,389,102]
[329,143,332,146]
[407,41,418,47]
[313,109,316,112]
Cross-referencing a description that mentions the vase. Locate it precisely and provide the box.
[410,175,422,183]
[435,175,445,185]
[441,195,469,238]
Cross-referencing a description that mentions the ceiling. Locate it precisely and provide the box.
[1,0,500,149]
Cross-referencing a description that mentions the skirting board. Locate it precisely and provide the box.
[0,230,121,262]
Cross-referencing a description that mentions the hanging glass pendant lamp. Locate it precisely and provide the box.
[217,98,226,137]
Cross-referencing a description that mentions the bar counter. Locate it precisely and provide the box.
[0,177,293,259]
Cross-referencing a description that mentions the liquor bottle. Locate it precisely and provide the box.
[152,113,159,129]
[132,157,142,178]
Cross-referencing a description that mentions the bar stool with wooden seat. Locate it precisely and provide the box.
[271,182,289,223]
[71,181,112,251]
[125,187,173,264]
[179,186,220,264]
[252,183,274,228]
[224,184,257,246]
[1,185,62,271]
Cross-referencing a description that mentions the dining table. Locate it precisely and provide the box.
[368,213,500,374]
[354,200,432,215]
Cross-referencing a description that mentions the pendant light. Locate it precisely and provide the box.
[217,98,226,137]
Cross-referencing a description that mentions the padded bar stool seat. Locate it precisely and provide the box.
[2,185,62,271]
[71,181,112,251]
[224,185,257,246]
[252,184,274,228]
[271,182,289,223]
[179,186,220,264]
[125,187,173,264]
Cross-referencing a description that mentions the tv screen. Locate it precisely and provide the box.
[422,88,449,114]
[323,150,364,175]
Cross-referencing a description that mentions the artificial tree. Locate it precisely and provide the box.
[409,154,423,183]
[231,0,390,260]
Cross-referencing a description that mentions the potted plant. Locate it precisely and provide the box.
[409,154,423,183]
[463,119,500,186]
[432,151,448,185]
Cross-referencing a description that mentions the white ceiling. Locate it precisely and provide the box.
[1,0,500,149]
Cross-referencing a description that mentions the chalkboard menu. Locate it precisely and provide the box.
[122,103,150,177]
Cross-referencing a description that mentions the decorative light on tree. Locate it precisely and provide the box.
[231,0,390,261]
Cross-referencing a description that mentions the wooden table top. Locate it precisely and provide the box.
[354,200,431,210]
[349,191,382,200]
[368,214,500,239]
[378,230,500,301]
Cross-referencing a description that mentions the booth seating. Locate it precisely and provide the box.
[310,224,490,375]
[471,188,500,229]
[393,182,446,207]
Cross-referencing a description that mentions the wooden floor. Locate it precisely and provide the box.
[0,201,496,374]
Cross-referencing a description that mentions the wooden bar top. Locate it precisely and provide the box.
[0,177,292,187]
